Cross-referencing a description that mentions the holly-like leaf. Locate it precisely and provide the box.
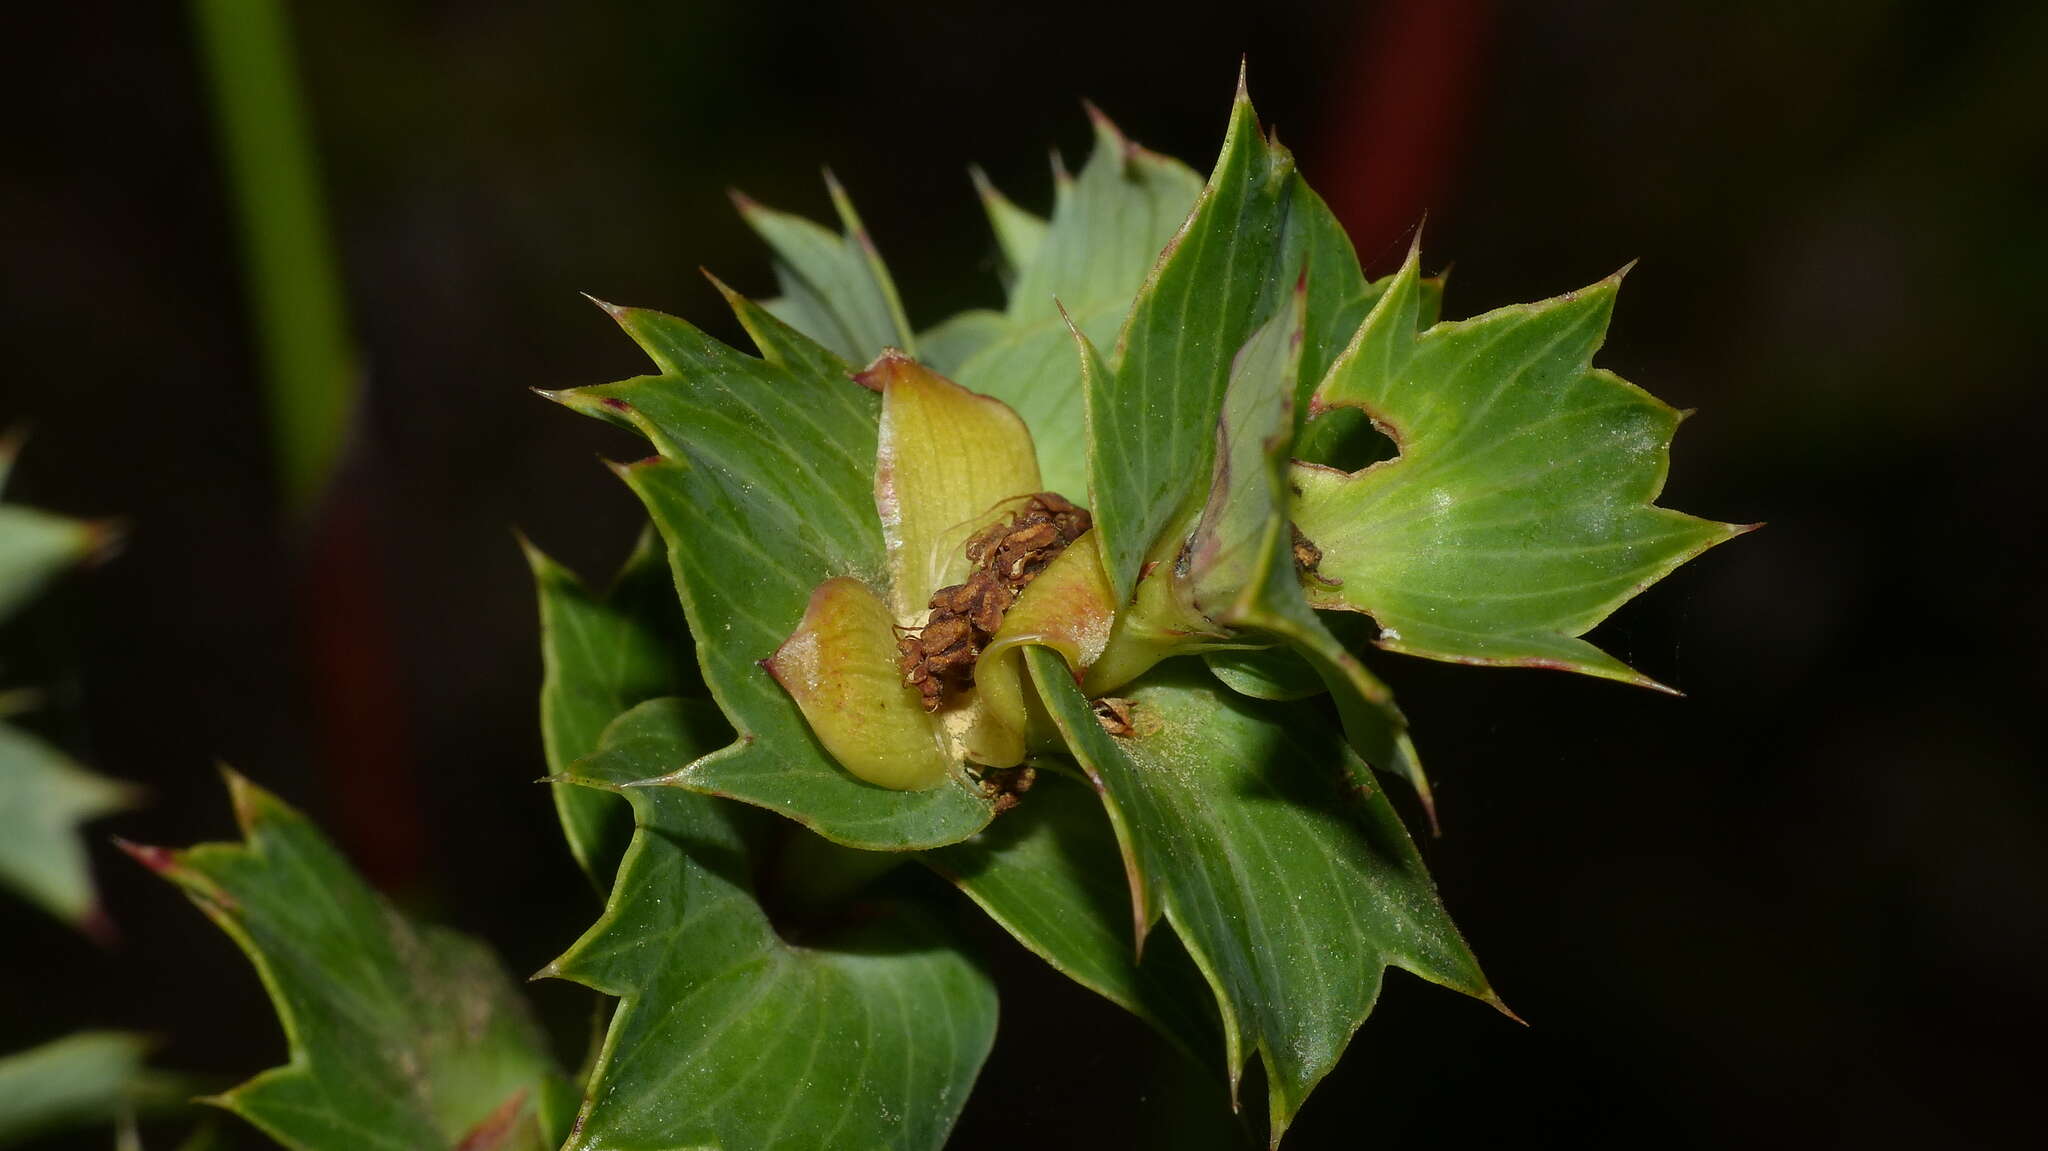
[1292,243,1754,689]
[0,1032,184,1146]
[942,110,1205,500]
[125,773,571,1151]
[550,291,993,849]
[923,767,1218,1060]
[545,698,997,1150]
[0,723,137,928]
[1088,76,1298,602]
[1181,277,1437,821]
[734,174,915,365]
[526,531,700,887]
[1025,648,1501,1144]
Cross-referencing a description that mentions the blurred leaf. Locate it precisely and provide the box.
[0,1032,183,1147]
[1293,244,1754,689]
[1026,648,1499,1144]
[546,699,996,1150]
[970,164,1049,288]
[129,774,570,1151]
[551,293,993,848]
[0,439,103,620]
[0,723,137,928]
[527,530,703,887]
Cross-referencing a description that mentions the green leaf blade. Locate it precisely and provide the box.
[1089,83,1297,601]
[0,723,137,927]
[549,700,997,1151]
[735,180,914,364]
[923,768,1219,1060]
[1026,649,1495,1143]
[1293,247,1753,686]
[553,301,994,849]
[948,114,1204,501]
[0,1032,169,1145]
[527,532,701,886]
[132,774,567,1151]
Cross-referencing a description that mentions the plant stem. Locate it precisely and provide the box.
[189,0,356,514]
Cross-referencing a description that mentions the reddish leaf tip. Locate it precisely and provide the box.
[1080,99,1132,158]
[78,903,120,947]
[850,347,917,392]
[79,518,126,566]
[114,837,179,876]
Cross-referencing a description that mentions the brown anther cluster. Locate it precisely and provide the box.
[898,492,1092,712]
[1092,697,1135,738]
[975,764,1037,814]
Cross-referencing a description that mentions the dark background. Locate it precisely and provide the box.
[4,1,2043,1147]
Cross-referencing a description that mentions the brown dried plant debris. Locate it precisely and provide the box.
[1091,697,1135,738]
[899,492,1091,711]
[974,764,1037,814]
[1291,522,1341,588]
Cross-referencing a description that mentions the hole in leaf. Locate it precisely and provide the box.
[1296,408,1398,472]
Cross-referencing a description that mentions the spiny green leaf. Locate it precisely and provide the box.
[0,723,137,928]
[1088,78,1298,602]
[734,174,915,364]
[940,111,1204,501]
[1293,243,1755,689]
[923,767,1219,1060]
[552,294,994,849]
[1292,273,1445,469]
[526,530,701,888]
[546,699,996,1151]
[1180,278,1437,821]
[128,773,570,1151]
[1005,108,1207,330]
[1026,648,1499,1145]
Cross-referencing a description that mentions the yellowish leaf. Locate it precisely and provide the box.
[765,577,950,790]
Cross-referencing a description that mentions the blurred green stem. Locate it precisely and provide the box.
[191,0,356,514]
